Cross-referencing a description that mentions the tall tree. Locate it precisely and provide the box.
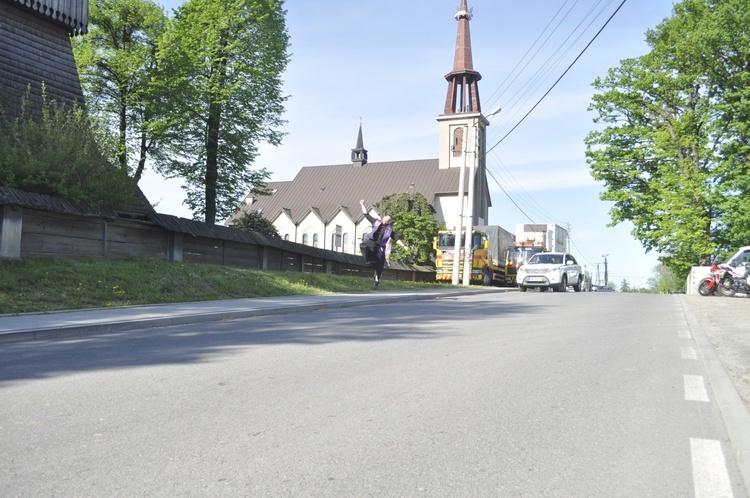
[585,0,750,278]
[72,0,167,183]
[154,0,289,224]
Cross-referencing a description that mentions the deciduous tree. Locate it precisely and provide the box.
[585,0,750,278]
[72,0,167,183]
[154,0,289,224]
[232,210,280,237]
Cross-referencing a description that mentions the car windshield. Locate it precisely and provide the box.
[528,254,563,265]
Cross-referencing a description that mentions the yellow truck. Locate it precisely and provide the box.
[433,225,516,286]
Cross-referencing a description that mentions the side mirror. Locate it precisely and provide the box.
[566,260,573,265]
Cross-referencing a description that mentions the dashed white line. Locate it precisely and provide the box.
[691,438,734,498]
[682,346,698,360]
[684,375,710,402]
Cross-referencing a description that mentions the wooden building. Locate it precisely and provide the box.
[0,0,89,121]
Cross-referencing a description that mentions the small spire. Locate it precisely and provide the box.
[351,120,368,167]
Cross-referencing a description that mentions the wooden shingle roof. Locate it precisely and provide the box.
[238,158,464,224]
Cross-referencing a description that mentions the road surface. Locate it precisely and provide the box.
[0,292,746,496]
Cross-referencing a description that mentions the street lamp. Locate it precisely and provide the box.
[461,106,502,285]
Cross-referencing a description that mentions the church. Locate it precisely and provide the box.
[229,0,495,255]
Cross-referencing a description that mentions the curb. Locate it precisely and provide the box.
[679,295,750,491]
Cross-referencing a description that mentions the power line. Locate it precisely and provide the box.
[486,0,628,155]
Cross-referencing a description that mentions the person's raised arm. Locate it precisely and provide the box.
[359,199,368,215]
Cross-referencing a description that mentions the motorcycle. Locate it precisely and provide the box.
[717,262,750,297]
[698,260,725,296]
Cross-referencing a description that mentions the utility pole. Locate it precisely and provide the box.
[462,108,500,286]
[451,126,469,286]
[461,124,477,286]
[602,254,609,287]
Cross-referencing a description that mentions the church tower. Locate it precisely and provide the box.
[436,0,491,224]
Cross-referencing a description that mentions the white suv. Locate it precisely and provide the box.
[517,252,583,292]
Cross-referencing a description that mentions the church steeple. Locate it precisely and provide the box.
[351,121,368,167]
[443,0,482,114]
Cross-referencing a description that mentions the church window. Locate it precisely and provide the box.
[302,233,308,245]
[453,127,464,157]
[313,233,319,247]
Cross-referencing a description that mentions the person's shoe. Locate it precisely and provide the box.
[373,281,379,289]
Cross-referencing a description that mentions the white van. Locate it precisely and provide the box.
[727,246,750,268]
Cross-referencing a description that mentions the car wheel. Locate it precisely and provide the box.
[519,285,527,292]
[557,275,568,292]
[573,276,582,292]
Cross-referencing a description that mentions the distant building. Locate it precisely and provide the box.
[0,0,89,121]
[229,0,495,255]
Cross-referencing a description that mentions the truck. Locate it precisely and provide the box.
[512,223,568,269]
[433,225,516,286]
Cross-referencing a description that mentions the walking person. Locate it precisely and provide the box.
[359,199,407,288]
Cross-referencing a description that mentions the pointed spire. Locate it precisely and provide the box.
[452,0,474,72]
[443,0,482,115]
[351,120,368,167]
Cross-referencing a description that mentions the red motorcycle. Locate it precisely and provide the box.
[698,260,726,296]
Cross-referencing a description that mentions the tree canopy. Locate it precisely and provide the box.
[72,0,289,224]
[72,0,167,183]
[585,0,750,278]
[154,0,289,224]
[232,210,280,237]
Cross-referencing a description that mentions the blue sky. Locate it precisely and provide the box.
[142,0,678,288]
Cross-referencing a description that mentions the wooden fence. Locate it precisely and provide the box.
[0,187,434,282]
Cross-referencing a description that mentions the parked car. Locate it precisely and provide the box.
[517,252,583,292]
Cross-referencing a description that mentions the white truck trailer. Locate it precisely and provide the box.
[513,223,568,267]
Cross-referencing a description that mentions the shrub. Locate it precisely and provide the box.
[0,87,136,210]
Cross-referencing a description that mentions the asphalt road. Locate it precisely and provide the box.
[0,291,747,497]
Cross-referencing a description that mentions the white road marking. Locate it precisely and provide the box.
[684,375,710,402]
[682,346,698,360]
[691,438,734,498]
[679,329,691,339]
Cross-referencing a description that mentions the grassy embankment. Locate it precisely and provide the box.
[0,258,442,314]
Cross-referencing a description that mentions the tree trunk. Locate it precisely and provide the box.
[205,100,221,225]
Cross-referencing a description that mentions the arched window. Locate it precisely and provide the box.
[453,127,464,157]
[302,233,309,245]
[313,233,319,247]
[284,234,289,241]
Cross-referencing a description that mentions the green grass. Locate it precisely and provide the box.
[0,258,444,314]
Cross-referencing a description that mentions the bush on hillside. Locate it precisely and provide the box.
[0,86,136,210]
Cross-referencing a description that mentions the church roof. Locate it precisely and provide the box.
[239,158,463,225]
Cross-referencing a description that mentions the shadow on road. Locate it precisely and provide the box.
[0,294,546,382]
